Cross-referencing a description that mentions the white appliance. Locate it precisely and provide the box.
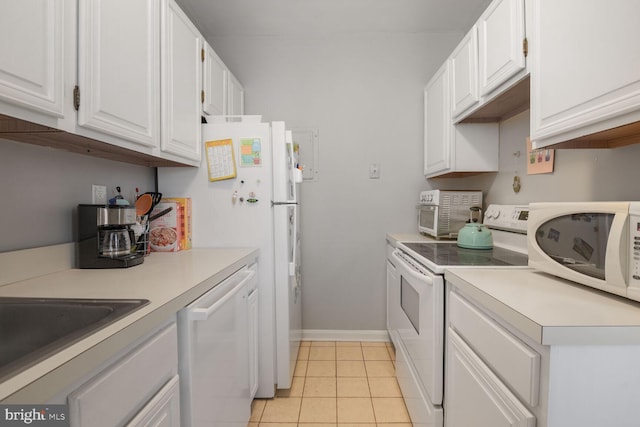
[159,118,303,401]
[388,204,529,427]
[528,201,640,302]
[417,190,483,239]
[178,264,257,426]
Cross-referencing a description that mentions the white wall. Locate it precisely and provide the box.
[213,29,640,331]
[436,110,640,204]
[0,139,156,252]
[488,111,640,203]
[212,32,460,330]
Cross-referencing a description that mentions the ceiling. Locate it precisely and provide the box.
[176,0,493,39]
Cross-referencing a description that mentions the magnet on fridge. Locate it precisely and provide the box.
[232,190,238,204]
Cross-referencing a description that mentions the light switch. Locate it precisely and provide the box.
[369,163,380,179]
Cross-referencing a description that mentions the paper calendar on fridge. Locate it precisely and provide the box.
[205,139,237,181]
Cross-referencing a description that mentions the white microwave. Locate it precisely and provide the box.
[528,201,640,301]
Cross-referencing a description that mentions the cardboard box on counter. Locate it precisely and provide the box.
[163,198,192,250]
[149,198,192,252]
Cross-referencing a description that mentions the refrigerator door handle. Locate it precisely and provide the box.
[285,130,298,203]
[289,205,298,277]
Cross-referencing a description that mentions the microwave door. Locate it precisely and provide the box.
[531,211,628,294]
[536,213,612,279]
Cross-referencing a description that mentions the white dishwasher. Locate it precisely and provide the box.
[178,263,258,427]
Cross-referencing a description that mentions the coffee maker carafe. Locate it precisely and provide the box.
[77,204,144,268]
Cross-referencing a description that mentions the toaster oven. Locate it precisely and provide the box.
[417,190,483,239]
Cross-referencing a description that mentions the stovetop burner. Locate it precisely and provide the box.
[402,242,528,267]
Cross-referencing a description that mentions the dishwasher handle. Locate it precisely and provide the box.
[188,267,257,321]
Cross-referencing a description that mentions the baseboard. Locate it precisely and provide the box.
[302,329,390,342]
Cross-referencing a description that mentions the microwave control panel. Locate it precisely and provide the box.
[631,212,640,283]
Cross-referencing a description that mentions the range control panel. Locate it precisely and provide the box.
[483,204,529,234]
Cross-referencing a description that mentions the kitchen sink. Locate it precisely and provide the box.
[0,297,149,381]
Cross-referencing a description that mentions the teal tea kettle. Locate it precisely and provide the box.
[456,206,493,249]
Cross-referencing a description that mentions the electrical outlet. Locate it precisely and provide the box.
[92,184,107,204]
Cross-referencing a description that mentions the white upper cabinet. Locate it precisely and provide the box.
[424,62,499,178]
[227,71,245,116]
[202,42,227,116]
[161,0,202,163]
[477,0,526,97]
[0,0,207,166]
[424,63,451,176]
[450,26,480,118]
[77,0,160,148]
[0,1,64,119]
[452,0,529,123]
[202,42,247,118]
[530,0,640,149]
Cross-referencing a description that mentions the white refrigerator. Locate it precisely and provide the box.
[158,118,302,399]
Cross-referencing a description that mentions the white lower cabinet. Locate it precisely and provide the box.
[445,284,640,427]
[67,321,179,427]
[446,329,535,427]
[446,288,537,427]
[126,375,180,427]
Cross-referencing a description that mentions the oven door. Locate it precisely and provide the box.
[390,249,444,406]
[418,205,438,236]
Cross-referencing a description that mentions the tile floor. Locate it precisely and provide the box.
[249,341,412,427]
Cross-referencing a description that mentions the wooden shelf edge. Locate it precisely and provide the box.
[545,120,640,150]
[427,171,498,179]
[0,115,195,168]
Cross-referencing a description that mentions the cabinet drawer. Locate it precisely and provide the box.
[446,328,535,427]
[449,291,540,406]
[68,322,178,427]
[125,375,180,427]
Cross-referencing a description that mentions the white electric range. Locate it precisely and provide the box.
[386,204,530,427]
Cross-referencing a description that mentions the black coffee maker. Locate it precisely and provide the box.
[77,204,144,268]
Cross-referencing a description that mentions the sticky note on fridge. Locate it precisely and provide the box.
[240,138,262,167]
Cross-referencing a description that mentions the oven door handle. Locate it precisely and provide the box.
[391,249,437,284]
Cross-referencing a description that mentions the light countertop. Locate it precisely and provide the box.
[386,233,437,247]
[0,247,258,402]
[446,269,640,346]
